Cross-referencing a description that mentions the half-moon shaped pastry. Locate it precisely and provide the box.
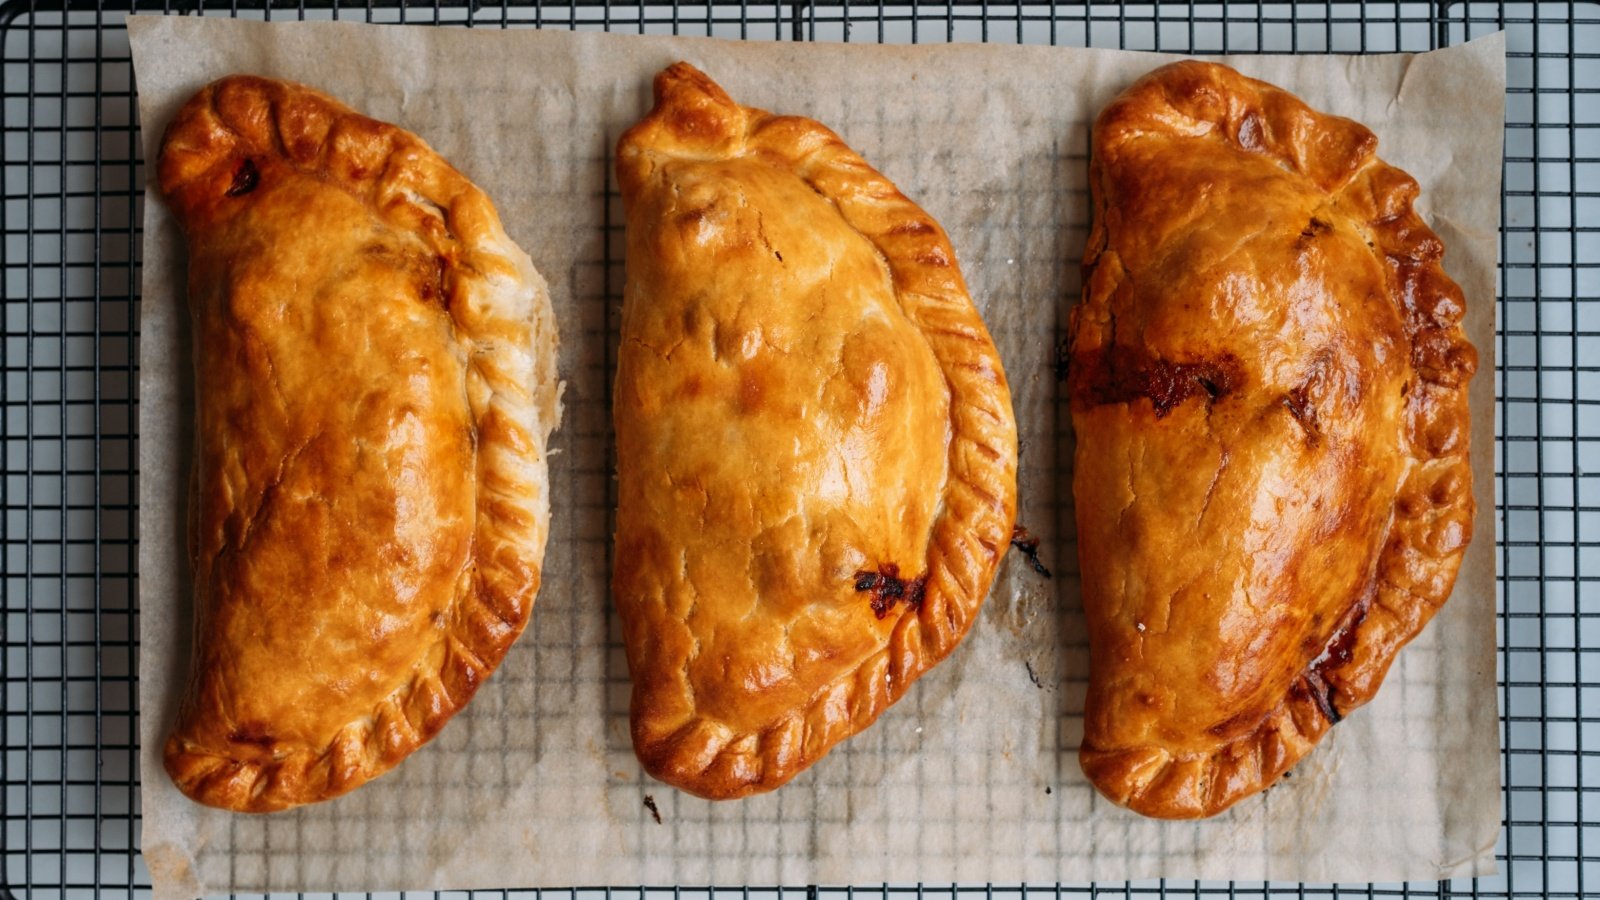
[614,63,1018,799]
[1068,61,1476,819]
[159,76,560,812]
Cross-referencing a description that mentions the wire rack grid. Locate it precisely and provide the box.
[0,1,1590,898]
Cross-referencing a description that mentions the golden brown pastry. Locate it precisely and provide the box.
[1068,61,1476,819]
[614,63,1018,799]
[159,76,560,812]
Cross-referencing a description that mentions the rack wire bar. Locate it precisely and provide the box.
[1,1,1591,897]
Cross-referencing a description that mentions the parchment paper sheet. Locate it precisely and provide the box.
[129,18,1505,898]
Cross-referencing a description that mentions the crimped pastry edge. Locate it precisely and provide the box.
[158,75,560,812]
[1074,60,1478,819]
[615,63,1020,800]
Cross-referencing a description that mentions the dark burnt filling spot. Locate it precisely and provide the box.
[1068,346,1243,418]
[1319,610,1365,671]
[854,563,927,620]
[1281,386,1321,446]
[226,158,260,197]
[1304,671,1343,725]
[1009,524,1052,579]
[1299,217,1332,240]
[1303,598,1372,726]
[642,795,662,824]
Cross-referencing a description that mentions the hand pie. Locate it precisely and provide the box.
[1067,61,1476,819]
[614,63,1018,799]
[159,76,560,812]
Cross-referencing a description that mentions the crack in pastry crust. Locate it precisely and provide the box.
[159,76,560,812]
[1069,61,1476,819]
[614,63,1019,800]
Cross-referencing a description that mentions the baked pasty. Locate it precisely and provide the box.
[159,76,560,812]
[1067,61,1476,819]
[614,63,1018,799]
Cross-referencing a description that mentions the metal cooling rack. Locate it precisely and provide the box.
[0,1,1589,897]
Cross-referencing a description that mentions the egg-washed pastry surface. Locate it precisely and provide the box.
[159,75,561,812]
[614,63,1018,800]
[1067,61,1477,819]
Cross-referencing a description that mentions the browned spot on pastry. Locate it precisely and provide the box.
[676,206,715,232]
[359,244,450,309]
[643,794,662,824]
[889,220,937,236]
[915,247,951,267]
[417,255,448,307]
[1281,386,1321,446]
[1069,346,1243,418]
[1395,493,1421,518]
[226,158,259,197]
[1428,476,1456,507]
[854,563,928,619]
[737,368,766,413]
[1009,524,1051,578]
[228,722,276,747]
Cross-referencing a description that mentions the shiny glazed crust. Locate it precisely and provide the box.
[1068,61,1476,819]
[159,76,560,812]
[614,63,1018,799]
